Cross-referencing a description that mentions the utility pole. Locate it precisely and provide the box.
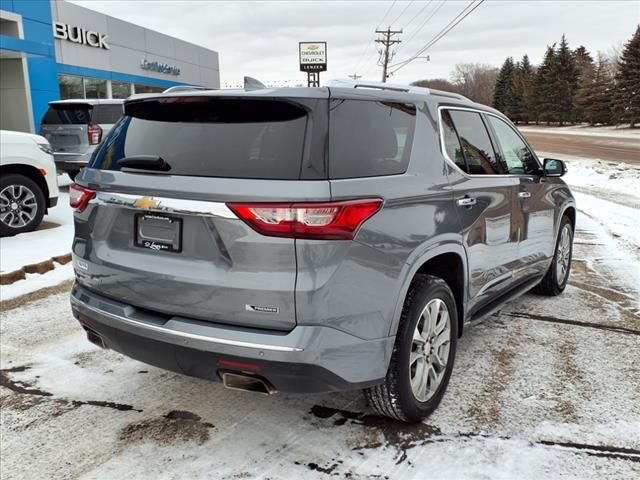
[375,27,402,83]
[348,73,362,80]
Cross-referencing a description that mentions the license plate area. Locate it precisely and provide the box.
[135,214,182,253]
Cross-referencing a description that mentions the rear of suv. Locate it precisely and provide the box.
[40,99,124,180]
[69,80,575,422]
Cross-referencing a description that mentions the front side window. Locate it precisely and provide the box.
[448,110,503,175]
[486,115,539,174]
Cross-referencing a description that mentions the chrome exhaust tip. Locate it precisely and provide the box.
[221,372,277,395]
[82,325,106,349]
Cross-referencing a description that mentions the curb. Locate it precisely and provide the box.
[0,253,72,286]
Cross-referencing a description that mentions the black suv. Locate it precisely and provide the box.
[70,79,575,422]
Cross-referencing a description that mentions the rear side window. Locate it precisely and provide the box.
[93,104,123,124]
[447,110,503,175]
[89,98,320,180]
[330,100,416,179]
[42,105,92,124]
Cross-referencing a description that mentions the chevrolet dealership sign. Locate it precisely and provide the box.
[53,22,109,49]
[299,42,327,72]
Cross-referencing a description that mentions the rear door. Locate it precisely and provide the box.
[440,108,521,312]
[74,94,329,331]
[40,103,92,154]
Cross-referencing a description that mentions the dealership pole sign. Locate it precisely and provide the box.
[299,42,327,87]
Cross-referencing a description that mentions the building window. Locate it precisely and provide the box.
[133,84,165,94]
[83,77,108,99]
[111,81,132,99]
[59,74,84,99]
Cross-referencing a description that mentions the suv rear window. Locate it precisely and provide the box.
[92,104,123,124]
[42,104,92,124]
[89,98,324,180]
[329,99,416,179]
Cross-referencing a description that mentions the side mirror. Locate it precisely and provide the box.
[543,158,567,177]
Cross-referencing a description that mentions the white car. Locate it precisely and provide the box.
[0,130,59,236]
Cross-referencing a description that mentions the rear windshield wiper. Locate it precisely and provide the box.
[117,155,171,172]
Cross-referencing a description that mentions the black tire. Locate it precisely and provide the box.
[364,274,458,423]
[0,174,46,237]
[533,215,573,296]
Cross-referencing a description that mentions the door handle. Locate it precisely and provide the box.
[518,191,531,199]
[456,196,476,207]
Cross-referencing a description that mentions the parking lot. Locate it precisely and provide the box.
[1,147,639,479]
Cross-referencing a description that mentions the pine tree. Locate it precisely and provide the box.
[511,54,534,123]
[493,57,516,117]
[612,25,640,127]
[551,35,579,125]
[577,54,614,125]
[531,45,556,124]
[573,46,594,122]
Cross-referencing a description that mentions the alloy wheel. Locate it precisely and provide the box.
[0,184,38,229]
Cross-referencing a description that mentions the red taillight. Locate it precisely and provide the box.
[227,199,383,240]
[69,183,96,212]
[88,123,102,145]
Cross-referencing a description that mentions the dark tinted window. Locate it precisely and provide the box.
[330,100,416,179]
[486,115,539,174]
[89,98,313,180]
[441,110,466,171]
[448,110,503,175]
[93,104,123,124]
[42,104,92,125]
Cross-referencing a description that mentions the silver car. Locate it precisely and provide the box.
[40,99,123,180]
[69,79,575,422]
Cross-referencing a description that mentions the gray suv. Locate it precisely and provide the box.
[69,79,575,422]
[40,99,124,180]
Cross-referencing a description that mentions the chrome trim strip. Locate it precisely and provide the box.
[54,152,86,157]
[436,105,542,179]
[71,296,304,353]
[90,191,237,218]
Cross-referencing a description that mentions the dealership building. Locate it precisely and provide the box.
[0,0,220,133]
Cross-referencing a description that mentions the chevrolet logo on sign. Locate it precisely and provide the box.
[133,197,160,210]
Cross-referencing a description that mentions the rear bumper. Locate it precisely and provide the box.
[70,283,392,393]
[53,152,91,172]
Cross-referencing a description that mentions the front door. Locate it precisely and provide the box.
[484,114,556,279]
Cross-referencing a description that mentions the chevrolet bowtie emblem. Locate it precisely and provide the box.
[133,196,160,209]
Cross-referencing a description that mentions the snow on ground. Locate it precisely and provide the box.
[0,189,72,274]
[519,125,640,139]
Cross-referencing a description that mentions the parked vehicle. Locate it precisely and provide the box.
[69,79,575,422]
[0,130,59,236]
[40,99,124,180]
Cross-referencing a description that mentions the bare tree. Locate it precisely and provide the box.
[411,78,462,94]
[450,63,499,105]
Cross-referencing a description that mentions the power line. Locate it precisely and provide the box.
[390,1,414,27]
[395,0,444,54]
[389,0,485,75]
[402,0,434,30]
[352,1,398,73]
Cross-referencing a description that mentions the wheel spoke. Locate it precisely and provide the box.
[409,350,422,366]
[412,327,426,345]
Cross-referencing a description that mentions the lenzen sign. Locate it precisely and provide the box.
[299,42,327,72]
[53,22,109,50]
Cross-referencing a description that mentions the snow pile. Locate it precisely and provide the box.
[519,125,640,139]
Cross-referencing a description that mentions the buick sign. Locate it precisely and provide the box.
[53,22,109,49]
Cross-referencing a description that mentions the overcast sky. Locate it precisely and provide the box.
[71,0,639,87]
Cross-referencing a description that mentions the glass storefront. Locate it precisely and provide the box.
[59,74,172,100]
[111,80,132,99]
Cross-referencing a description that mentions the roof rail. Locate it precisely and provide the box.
[325,78,430,94]
[325,78,469,100]
[162,85,209,93]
